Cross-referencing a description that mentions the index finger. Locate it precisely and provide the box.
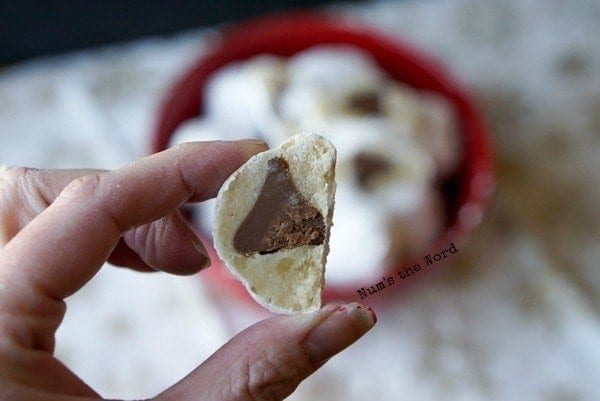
[0,140,267,304]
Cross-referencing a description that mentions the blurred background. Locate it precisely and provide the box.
[0,0,342,62]
[1,0,599,400]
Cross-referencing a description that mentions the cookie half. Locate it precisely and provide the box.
[213,133,337,314]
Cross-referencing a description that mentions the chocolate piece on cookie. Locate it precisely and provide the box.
[233,157,326,256]
[213,133,336,314]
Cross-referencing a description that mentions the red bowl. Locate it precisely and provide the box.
[152,11,494,305]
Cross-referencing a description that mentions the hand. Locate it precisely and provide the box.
[0,140,376,401]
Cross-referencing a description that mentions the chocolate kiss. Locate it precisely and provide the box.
[353,151,393,189]
[233,157,325,256]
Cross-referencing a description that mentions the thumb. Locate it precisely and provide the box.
[154,302,376,401]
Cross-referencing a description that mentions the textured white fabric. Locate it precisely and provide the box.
[0,1,599,400]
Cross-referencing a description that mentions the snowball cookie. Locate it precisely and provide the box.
[278,46,386,130]
[323,117,435,214]
[213,133,337,314]
[286,45,383,93]
[382,85,461,178]
[204,55,287,144]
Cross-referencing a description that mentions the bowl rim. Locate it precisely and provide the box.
[151,10,494,304]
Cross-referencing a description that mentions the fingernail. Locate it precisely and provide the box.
[303,302,376,366]
[189,235,211,270]
[238,139,269,150]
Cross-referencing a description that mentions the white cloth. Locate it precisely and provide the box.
[1,0,599,400]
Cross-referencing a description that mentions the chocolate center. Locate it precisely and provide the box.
[233,157,325,256]
[353,152,393,189]
[346,91,381,115]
